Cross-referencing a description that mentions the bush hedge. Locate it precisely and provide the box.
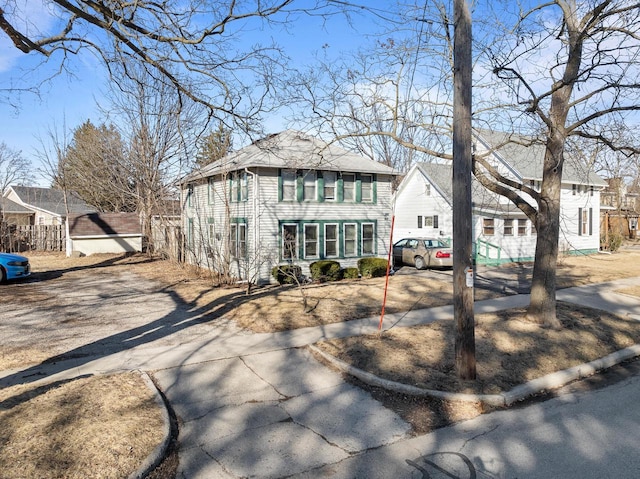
[309,260,342,282]
[271,264,303,285]
[342,267,360,279]
[357,257,389,278]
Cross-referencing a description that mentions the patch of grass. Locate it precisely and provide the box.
[0,373,164,479]
[315,302,640,396]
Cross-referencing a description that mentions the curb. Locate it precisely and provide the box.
[128,371,172,479]
[308,343,640,408]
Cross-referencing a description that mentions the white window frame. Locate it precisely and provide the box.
[282,223,298,259]
[231,173,239,202]
[229,224,247,258]
[361,174,373,202]
[231,172,248,202]
[344,223,357,256]
[323,171,337,201]
[343,173,356,202]
[324,223,339,258]
[282,169,296,201]
[483,218,495,236]
[517,219,527,236]
[240,172,248,201]
[304,223,319,259]
[361,223,375,255]
[504,218,514,236]
[303,170,317,201]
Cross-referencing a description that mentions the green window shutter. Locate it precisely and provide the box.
[578,208,583,236]
[278,170,283,202]
[317,171,325,202]
[337,177,344,203]
[372,175,377,203]
[296,171,303,203]
[589,208,593,236]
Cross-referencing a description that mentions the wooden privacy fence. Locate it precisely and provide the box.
[0,224,65,252]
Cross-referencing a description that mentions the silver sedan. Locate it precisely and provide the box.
[392,238,453,270]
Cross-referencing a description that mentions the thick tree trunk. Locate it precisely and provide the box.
[527,133,564,329]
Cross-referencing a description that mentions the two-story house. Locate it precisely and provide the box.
[180,130,397,283]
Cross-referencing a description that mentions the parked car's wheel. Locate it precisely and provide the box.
[414,256,426,270]
[0,267,6,283]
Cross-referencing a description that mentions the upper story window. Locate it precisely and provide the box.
[208,178,215,204]
[342,173,356,201]
[361,174,373,202]
[279,169,376,203]
[323,171,337,201]
[303,170,317,201]
[282,169,296,201]
[230,171,248,202]
[186,184,194,208]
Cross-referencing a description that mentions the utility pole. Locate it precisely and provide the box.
[452,0,476,379]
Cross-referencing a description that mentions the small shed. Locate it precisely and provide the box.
[68,213,142,256]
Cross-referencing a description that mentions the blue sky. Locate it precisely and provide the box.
[0,1,398,186]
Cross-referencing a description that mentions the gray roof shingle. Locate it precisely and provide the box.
[416,162,528,216]
[474,129,606,186]
[10,186,95,216]
[1,197,32,214]
[183,130,396,182]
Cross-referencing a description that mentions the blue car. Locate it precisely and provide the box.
[0,252,31,282]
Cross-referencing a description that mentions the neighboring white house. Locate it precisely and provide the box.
[393,130,607,264]
[3,186,95,225]
[180,130,397,283]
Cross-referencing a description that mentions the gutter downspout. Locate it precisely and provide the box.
[245,168,258,282]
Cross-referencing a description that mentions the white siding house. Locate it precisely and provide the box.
[393,130,606,264]
[3,186,95,225]
[180,130,397,283]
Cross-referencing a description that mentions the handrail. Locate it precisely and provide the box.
[475,238,501,265]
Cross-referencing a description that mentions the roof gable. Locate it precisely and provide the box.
[412,162,528,216]
[473,129,606,187]
[184,130,396,182]
[8,186,95,216]
[1,197,33,214]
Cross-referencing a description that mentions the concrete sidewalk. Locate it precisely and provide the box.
[148,276,640,478]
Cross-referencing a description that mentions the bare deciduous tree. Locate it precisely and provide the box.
[0,142,30,193]
[105,63,198,252]
[0,0,359,130]
[293,0,640,329]
[478,0,640,327]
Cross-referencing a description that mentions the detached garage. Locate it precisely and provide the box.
[68,213,142,256]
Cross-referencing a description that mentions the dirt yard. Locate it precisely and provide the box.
[1,246,640,477]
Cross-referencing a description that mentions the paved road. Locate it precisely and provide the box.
[2,272,640,478]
